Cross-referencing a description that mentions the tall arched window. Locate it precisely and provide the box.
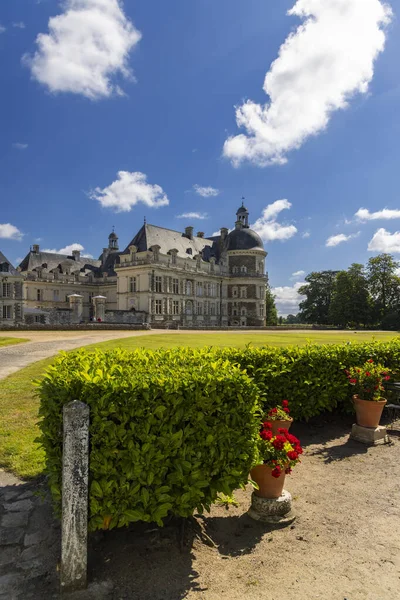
[186,280,192,295]
[185,300,193,315]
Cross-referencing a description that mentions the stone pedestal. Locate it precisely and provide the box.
[68,294,83,324]
[247,490,295,526]
[350,423,389,445]
[92,295,106,322]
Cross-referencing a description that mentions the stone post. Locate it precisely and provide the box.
[61,400,90,593]
[92,295,107,322]
[68,294,84,324]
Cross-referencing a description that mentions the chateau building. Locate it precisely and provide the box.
[2,204,268,327]
[0,251,24,324]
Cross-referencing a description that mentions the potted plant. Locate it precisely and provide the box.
[250,421,303,499]
[346,359,390,428]
[264,400,293,435]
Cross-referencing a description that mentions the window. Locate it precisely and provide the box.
[210,303,216,316]
[37,289,43,301]
[233,308,238,317]
[241,265,247,274]
[172,278,179,294]
[171,252,177,265]
[2,283,11,297]
[259,261,264,273]
[185,300,193,315]
[260,286,265,299]
[232,287,238,298]
[197,302,203,315]
[0,263,9,272]
[155,276,162,293]
[155,299,162,314]
[260,304,264,317]
[186,248,192,255]
[240,287,247,298]
[129,277,137,292]
[197,282,203,296]
[186,280,192,296]
[232,266,238,274]
[2,305,12,319]
[210,283,216,297]
[241,307,247,316]
[173,300,180,315]
[53,290,59,301]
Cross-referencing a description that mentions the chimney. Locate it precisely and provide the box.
[220,227,228,241]
[32,244,40,253]
[235,220,243,230]
[72,249,81,261]
[197,231,204,238]
[185,226,194,240]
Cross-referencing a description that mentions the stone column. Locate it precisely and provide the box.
[92,295,106,322]
[61,400,90,592]
[68,294,83,324]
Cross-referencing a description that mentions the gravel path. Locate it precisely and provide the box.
[0,332,151,380]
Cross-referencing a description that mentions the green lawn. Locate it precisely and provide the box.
[0,336,29,347]
[1,329,399,479]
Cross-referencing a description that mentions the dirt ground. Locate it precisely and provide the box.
[86,414,400,600]
[3,414,398,600]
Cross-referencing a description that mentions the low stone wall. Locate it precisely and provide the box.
[104,310,147,324]
[0,323,150,331]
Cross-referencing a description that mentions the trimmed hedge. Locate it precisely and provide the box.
[38,339,400,530]
[37,350,261,530]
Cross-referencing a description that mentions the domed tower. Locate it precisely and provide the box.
[224,204,267,327]
[108,228,119,252]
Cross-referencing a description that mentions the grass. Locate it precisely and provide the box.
[0,336,29,347]
[1,329,399,479]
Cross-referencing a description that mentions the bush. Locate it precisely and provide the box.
[37,349,261,531]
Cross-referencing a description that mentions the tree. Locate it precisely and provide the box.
[367,254,400,322]
[286,314,301,324]
[265,283,278,325]
[329,264,371,327]
[298,271,338,324]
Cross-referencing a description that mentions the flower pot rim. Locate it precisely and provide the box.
[352,395,387,404]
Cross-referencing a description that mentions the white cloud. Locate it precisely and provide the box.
[368,228,400,253]
[326,231,360,247]
[0,24,6,34]
[13,22,26,29]
[252,199,297,242]
[176,212,208,220]
[355,207,400,221]
[291,270,305,280]
[223,0,392,167]
[43,243,93,258]
[193,185,220,197]
[272,281,304,316]
[302,231,311,238]
[0,223,24,241]
[90,171,169,212]
[23,0,142,100]
[12,143,28,150]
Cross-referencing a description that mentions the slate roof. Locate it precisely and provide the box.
[121,224,218,260]
[18,250,101,273]
[0,251,20,276]
[225,228,264,251]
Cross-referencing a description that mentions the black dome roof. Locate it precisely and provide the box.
[237,204,248,214]
[226,228,264,251]
[109,231,118,239]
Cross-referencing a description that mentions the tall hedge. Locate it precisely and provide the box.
[37,350,261,531]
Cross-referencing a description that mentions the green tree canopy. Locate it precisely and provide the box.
[298,271,338,324]
[265,283,278,325]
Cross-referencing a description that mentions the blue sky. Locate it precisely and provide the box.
[1,0,400,314]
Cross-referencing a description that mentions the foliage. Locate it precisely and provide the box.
[264,400,291,421]
[215,493,240,509]
[298,270,338,324]
[345,359,390,401]
[257,421,303,478]
[37,349,261,530]
[329,264,370,327]
[265,283,278,325]
[0,337,29,348]
[367,254,400,321]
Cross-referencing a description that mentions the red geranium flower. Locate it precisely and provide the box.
[349,378,357,384]
[283,407,290,413]
[282,400,289,408]
[260,430,273,441]
[278,427,288,434]
[287,450,298,460]
[285,467,292,475]
[272,435,286,450]
[269,408,278,415]
[286,433,299,445]
[365,372,371,377]
[271,466,282,478]
[263,421,272,430]
[368,359,374,363]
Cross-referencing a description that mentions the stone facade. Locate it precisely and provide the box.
[3,204,268,327]
[0,252,24,326]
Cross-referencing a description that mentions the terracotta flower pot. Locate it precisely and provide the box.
[271,418,293,436]
[250,464,286,499]
[353,395,387,428]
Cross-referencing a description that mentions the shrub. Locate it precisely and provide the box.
[37,349,261,531]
